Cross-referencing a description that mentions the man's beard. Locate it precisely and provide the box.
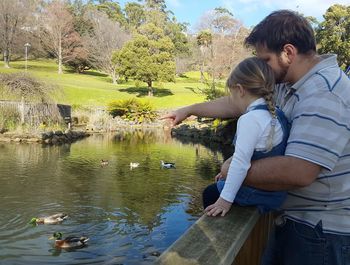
[275,59,289,84]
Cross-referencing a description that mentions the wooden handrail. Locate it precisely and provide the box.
[155,205,270,265]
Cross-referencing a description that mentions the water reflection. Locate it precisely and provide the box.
[0,130,223,264]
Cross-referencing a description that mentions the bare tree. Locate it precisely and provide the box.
[196,30,213,82]
[83,9,130,84]
[196,8,241,36]
[0,0,36,68]
[39,0,82,74]
[211,26,251,79]
[195,8,251,79]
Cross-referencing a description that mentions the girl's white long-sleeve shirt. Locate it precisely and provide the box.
[220,98,284,203]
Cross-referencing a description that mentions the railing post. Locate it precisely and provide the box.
[20,96,25,124]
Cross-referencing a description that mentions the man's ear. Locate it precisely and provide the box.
[236,84,245,97]
[282,44,297,64]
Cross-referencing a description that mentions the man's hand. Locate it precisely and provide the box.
[213,157,233,182]
[204,197,232,217]
[214,172,225,182]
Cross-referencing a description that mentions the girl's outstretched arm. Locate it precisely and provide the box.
[160,96,240,126]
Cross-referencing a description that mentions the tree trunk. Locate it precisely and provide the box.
[3,49,10,68]
[147,81,153,97]
[111,71,118,84]
[58,37,63,74]
[200,61,205,82]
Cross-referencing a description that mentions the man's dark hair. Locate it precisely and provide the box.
[245,10,316,54]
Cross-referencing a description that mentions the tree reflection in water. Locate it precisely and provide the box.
[0,130,224,265]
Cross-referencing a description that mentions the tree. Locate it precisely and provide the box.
[197,30,213,81]
[195,7,251,80]
[66,0,94,73]
[196,7,240,35]
[123,0,190,75]
[0,0,36,68]
[84,9,130,83]
[164,19,190,57]
[144,0,167,11]
[40,0,82,74]
[141,0,168,30]
[316,4,350,69]
[116,23,175,96]
[211,7,237,35]
[95,0,127,27]
[124,2,146,29]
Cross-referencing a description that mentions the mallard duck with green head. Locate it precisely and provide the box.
[50,232,89,249]
[29,213,68,225]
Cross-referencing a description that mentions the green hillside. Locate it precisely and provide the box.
[0,60,209,110]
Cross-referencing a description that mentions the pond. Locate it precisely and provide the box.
[0,130,226,265]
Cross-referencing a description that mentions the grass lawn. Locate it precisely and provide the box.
[0,59,221,110]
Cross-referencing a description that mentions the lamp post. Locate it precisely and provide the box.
[24,43,31,72]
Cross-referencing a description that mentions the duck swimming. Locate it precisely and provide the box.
[100,159,109,166]
[29,213,68,225]
[130,162,140,169]
[50,232,89,249]
[160,160,176,169]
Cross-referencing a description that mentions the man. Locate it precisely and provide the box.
[162,10,350,265]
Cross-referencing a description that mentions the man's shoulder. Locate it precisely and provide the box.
[294,54,342,93]
[302,67,350,107]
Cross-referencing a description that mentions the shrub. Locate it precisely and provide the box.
[71,105,93,125]
[0,72,60,103]
[0,106,20,131]
[0,73,65,132]
[193,79,227,101]
[107,98,158,123]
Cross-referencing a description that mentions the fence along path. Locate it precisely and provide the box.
[0,100,70,126]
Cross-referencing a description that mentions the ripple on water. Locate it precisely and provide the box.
[0,134,221,264]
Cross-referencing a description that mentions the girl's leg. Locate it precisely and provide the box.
[235,186,287,213]
[202,183,220,209]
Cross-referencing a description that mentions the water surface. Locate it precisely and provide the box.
[0,130,223,264]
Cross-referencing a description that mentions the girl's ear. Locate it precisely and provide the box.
[236,84,245,97]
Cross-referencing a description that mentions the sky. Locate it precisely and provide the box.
[118,0,350,31]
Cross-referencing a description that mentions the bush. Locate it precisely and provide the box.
[194,79,227,101]
[107,98,158,123]
[0,107,20,131]
[0,72,65,132]
[0,72,59,103]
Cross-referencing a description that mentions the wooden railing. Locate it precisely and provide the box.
[155,206,273,265]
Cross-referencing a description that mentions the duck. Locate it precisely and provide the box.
[160,160,176,169]
[29,213,68,225]
[130,162,140,169]
[50,232,89,249]
[100,159,109,166]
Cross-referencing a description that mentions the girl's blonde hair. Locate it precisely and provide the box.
[227,57,277,150]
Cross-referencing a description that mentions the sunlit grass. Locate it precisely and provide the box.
[0,60,213,110]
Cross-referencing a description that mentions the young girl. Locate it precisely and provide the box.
[203,57,289,217]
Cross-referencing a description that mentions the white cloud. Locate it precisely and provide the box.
[247,0,347,18]
[276,0,350,19]
[220,0,349,26]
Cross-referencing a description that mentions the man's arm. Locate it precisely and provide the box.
[244,156,322,190]
[161,96,240,125]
